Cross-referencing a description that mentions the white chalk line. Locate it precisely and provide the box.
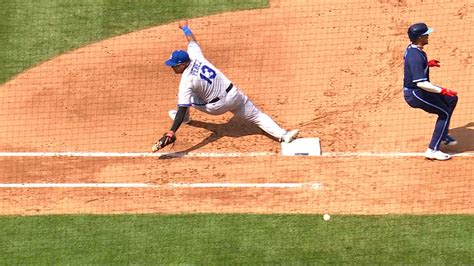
[0,151,473,158]
[325,151,474,157]
[0,151,271,158]
[0,182,321,189]
[0,183,152,188]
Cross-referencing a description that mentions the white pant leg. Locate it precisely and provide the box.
[232,96,286,140]
[190,95,214,115]
[191,88,287,140]
[191,94,232,115]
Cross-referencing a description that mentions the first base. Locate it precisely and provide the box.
[281,138,321,156]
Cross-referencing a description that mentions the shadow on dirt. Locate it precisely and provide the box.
[159,115,274,159]
[444,122,474,154]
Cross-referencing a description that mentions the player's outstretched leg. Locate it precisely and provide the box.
[233,99,299,143]
[280,129,300,143]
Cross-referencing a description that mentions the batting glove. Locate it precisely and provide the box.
[428,59,440,67]
[440,88,457,97]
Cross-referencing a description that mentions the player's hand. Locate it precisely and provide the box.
[151,131,176,152]
[440,88,457,97]
[428,59,440,67]
[178,20,189,29]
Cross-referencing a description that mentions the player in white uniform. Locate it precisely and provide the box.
[152,20,299,152]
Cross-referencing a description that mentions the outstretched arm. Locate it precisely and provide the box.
[179,20,197,43]
[170,106,189,133]
[151,106,189,152]
[179,20,204,58]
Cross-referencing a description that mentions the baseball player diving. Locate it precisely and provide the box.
[152,20,299,152]
[403,23,459,160]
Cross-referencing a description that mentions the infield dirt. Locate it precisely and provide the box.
[0,0,472,215]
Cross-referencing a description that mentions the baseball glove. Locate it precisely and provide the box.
[151,131,176,152]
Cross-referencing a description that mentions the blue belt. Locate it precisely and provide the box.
[208,83,233,104]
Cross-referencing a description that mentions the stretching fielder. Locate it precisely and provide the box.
[152,20,299,152]
[403,23,459,160]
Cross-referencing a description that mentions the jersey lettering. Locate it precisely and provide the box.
[190,61,201,76]
[199,65,217,84]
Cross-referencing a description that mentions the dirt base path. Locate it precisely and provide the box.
[0,0,472,215]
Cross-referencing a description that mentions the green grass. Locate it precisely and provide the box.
[0,0,268,84]
[0,214,472,264]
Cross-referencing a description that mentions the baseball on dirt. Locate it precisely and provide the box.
[323,214,331,221]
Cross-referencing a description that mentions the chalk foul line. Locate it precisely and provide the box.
[0,151,472,158]
[0,151,273,158]
[0,182,322,189]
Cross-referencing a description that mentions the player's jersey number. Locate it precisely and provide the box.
[199,65,216,85]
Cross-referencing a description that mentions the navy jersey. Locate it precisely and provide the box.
[403,44,429,89]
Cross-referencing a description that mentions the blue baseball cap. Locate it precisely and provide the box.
[165,50,190,66]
